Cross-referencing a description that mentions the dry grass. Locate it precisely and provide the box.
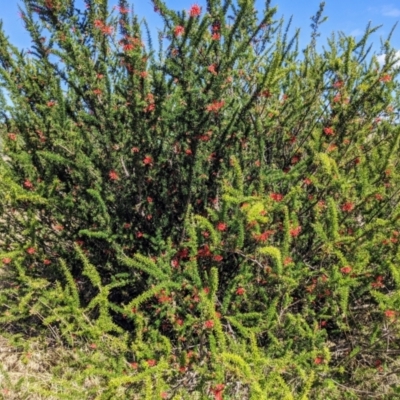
[0,335,107,400]
[0,335,59,399]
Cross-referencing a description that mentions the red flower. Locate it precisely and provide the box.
[236,287,245,295]
[371,275,384,288]
[284,257,293,266]
[8,133,17,141]
[212,33,221,40]
[328,143,338,154]
[147,359,157,367]
[270,193,283,202]
[143,155,153,165]
[213,255,223,262]
[379,74,392,83]
[144,103,155,113]
[158,295,172,303]
[123,43,135,52]
[204,320,214,329]
[208,64,217,75]
[109,170,119,181]
[189,4,201,17]
[47,100,56,107]
[211,22,220,33]
[23,180,33,189]
[197,244,212,257]
[117,6,129,14]
[192,294,200,303]
[323,127,334,136]
[43,259,51,265]
[304,178,312,185]
[290,226,301,237]
[341,202,354,212]
[2,258,12,264]
[171,259,179,268]
[174,26,185,37]
[333,94,341,102]
[89,343,97,349]
[340,266,352,274]
[130,362,138,369]
[100,25,113,35]
[291,156,300,164]
[206,100,225,113]
[93,88,102,95]
[254,230,274,242]
[94,19,104,28]
[385,310,396,319]
[216,222,227,231]
[314,356,324,365]
[26,247,36,255]
[136,231,143,238]
[333,80,344,88]
[177,248,189,259]
[131,147,139,153]
[211,384,225,400]
[259,89,271,97]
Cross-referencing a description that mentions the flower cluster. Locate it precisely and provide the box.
[109,170,119,181]
[205,100,225,113]
[93,19,114,35]
[174,26,185,37]
[189,4,201,17]
[270,193,284,202]
[341,202,355,212]
[323,127,334,136]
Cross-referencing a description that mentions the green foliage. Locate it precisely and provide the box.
[1,0,400,398]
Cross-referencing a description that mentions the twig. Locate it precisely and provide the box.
[120,156,130,177]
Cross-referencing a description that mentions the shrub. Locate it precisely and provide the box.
[1,0,400,398]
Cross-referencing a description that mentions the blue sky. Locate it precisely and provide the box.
[1,0,400,57]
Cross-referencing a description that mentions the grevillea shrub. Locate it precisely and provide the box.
[1,0,400,398]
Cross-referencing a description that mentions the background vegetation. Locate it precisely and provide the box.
[1,0,400,398]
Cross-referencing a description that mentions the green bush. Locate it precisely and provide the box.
[1,0,400,398]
